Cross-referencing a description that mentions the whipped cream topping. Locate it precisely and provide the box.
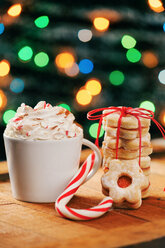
[4,101,83,140]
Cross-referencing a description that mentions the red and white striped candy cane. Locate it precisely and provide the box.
[55,152,113,220]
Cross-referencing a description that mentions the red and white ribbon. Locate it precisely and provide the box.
[55,152,113,220]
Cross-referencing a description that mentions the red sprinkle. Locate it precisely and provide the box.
[26,132,29,136]
[74,133,77,137]
[46,103,50,107]
[14,118,22,122]
[17,125,23,130]
[44,102,46,109]
[45,126,48,129]
[66,131,69,136]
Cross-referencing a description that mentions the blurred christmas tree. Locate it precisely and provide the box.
[0,0,165,159]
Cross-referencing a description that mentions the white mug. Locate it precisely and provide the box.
[3,134,101,203]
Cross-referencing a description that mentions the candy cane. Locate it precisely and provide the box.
[55,152,113,220]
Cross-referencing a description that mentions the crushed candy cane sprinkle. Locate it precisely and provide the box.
[4,101,83,140]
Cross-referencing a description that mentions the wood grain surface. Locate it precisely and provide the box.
[0,152,165,248]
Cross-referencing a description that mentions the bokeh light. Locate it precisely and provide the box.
[89,123,104,138]
[142,51,158,68]
[78,59,94,74]
[93,17,110,32]
[58,103,71,111]
[0,60,10,77]
[0,90,7,110]
[76,89,92,105]
[7,4,22,17]
[34,52,49,67]
[85,79,102,96]
[65,63,79,77]
[126,48,141,63]
[3,110,16,124]
[158,69,165,84]
[34,16,49,28]
[139,100,155,112]
[163,23,165,32]
[159,110,165,126]
[121,35,136,49]
[55,52,75,69]
[10,78,24,93]
[0,23,5,35]
[18,46,33,62]
[148,0,164,13]
[78,29,92,42]
[109,70,125,86]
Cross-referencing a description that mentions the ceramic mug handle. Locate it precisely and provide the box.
[82,138,102,182]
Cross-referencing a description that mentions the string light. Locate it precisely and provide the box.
[85,79,102,96]
[78,59,94,74]
[93,17,110,32]
[126,48,141,63]
[10,78,24,93]
[3,110,16,124]
[58,103,71,111]
[89,123,104,138]
[142,51,158,68]
[34,16,49,28]
[0,23,5,35]
[7,4,22,17]
[0,60,10,77]
[163,23,165,32]
[109,70,125,86]
[139,100,155,112]
[0,90,7,110]
[148,0,164,13]
[55,52,75,69]
[65,63,79,77]
[78,29,92,42]
[121,35,136,49]
[158,69,165,84]
[34,52,49,67]
[76,89,92,105]
[18,46,33,61]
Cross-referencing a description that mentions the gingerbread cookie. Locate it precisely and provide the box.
[101,159,149,209]
[103,111,151,129]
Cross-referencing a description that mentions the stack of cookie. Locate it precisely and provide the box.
[101,110,152,209]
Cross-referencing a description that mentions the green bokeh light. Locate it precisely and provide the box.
[58,103,71,111]
[18,46,33,61]
[34,52,49,67]
[89,123,104,138]
[121,35,136,49]
[3,110,16,124]
[34,16,49,29]
[109,70,125,86]
[139,101,155,112]
[126,48,141,63]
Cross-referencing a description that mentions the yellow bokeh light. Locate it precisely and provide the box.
[55,52,75,69]
[7,4,22,17]
[142,51,158,68]
[76,89,92,106]
[148,0,164,12]
[0,90,7,110]
[159,110,165,126]
[93,17,110,32]
[85,79,102,96]
[0,60,10,77]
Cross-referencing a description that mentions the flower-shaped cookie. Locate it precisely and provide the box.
[101,159,150,208]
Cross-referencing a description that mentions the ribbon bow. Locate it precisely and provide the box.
[87,106,165,166]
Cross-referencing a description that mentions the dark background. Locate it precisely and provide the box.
[0,0,165,160]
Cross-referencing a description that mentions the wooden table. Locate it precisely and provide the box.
[0,153,165,248]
